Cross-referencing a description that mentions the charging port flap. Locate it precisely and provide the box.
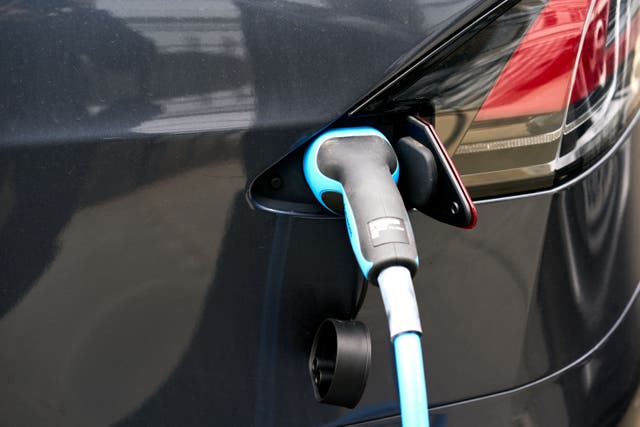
[397,116,478,229]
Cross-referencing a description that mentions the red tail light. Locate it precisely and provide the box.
[477,0,598,120]
[353,0,640,197]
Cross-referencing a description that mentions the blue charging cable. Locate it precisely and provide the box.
[394,333,429,427]
[378,266,429,427]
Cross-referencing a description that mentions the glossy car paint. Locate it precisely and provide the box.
[0,1,638,427]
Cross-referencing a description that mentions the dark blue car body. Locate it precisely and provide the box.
[0,1,639,425]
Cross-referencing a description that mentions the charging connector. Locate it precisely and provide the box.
[303,127,418,284]
[303,127,430,427]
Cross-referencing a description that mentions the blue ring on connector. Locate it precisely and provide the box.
[303,127,398,278]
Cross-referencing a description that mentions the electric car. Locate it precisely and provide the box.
[1,0,639,426]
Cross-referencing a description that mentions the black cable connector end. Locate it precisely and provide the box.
[309,319,371,408]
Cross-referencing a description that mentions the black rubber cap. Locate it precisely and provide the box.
[309,319,371,408]
[396,135,437,208]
